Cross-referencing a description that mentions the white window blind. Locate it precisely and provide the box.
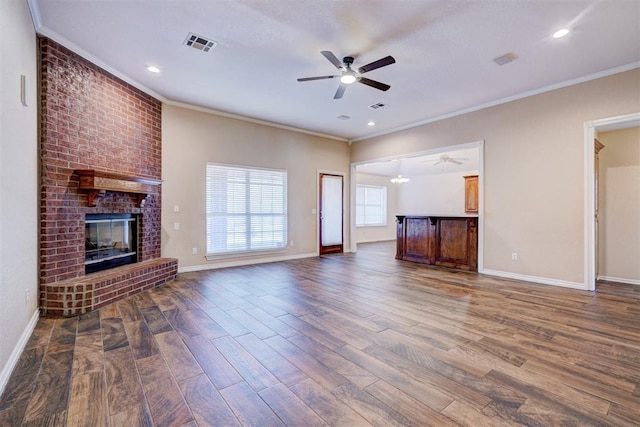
[356,184,387,227]
[206,163,287,255]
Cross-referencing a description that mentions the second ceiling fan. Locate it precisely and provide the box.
[297,51,395,99]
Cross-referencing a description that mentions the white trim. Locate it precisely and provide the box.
[584,122,596,291]
[178,252,317,273]
[598,276,640,286]
[482,269,586,290]
[0,309,39,396]
[354,62,640,142]
[355,238,396,245]
[477,140,485,273]
[583,112,640,291]
[166,101,348,142]
[350,164,358,253]
[25,0,41,31]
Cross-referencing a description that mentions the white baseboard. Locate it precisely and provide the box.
[0,309,39,397]
[178,251,318,273]
[356,239,396,244]
[598,275,640,286]
[481,269,587,290]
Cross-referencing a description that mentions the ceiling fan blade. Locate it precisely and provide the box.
[321,51,345,69]
[358,77,390,91]
[433,160,443,166]
[297,75,337,82]
[450,160,463,165]
[334,84,347,99]
[357,55,395,74]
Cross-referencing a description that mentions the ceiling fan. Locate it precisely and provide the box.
[423,153,468,166]
[297,51,395,99]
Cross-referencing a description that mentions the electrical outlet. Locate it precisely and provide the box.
[25,290,30,305]
[192,247,198,255]
[173,222,180,230]
[511,252,518,261]
[173,204,180,212]
[290,240,294,247]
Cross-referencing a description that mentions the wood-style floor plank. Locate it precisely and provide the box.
[182,334,243,389]
[219,382,284,426]
[179,374,241,426]
[2,241,639,426]
[258,383,328,427]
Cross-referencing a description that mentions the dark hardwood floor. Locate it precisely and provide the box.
[1,241,639,426]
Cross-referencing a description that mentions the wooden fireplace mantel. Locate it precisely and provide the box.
[74,169,162,207]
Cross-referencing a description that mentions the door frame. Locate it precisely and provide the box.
[317,169,347,255]
[583,112,640,291]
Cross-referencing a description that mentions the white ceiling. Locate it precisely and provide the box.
[30,0,640,141]
[357,147,480,177]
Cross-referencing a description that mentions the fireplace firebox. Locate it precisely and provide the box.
[85,213,138,274]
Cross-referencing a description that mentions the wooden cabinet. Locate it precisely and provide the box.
[464,175,478,214]
[396,215,478,271]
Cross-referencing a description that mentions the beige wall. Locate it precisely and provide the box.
[355,173,398,243]
[0,0,39,391]
[598,127,640,284]
[162,104,350,270]
[351,69,640,286]
[398,170,479,216]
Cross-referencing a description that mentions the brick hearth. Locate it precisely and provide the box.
[39,37,176,316]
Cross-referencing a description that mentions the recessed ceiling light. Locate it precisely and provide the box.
[147,66,160,73]
[367,121,375,126]
[553,28,570,39]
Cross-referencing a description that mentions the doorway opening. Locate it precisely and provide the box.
[350,140,484,271]
[583,112,640,291]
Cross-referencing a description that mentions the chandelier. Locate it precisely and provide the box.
[390,175,410,184]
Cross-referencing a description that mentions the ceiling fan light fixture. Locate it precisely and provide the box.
[390,175,410,184]
[340,72,357,84]
[553,28,570,39]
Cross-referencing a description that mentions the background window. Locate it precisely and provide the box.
[356,184,387,226]
[206,163,287,255]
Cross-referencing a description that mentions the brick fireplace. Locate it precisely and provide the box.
[39,38,177,316]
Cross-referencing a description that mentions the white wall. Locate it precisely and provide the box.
[598,127,640,284]
[0,0,39,393]
[351,69,640,288]
[162,104,351,270]
[398,171,478,216]
[355,173,398,243]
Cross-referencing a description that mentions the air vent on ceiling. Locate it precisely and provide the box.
[493,53,516,66]
[368,102,388,110]
[337,115,351,120]
[184,33,218,52]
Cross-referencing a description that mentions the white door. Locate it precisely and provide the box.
[319,173,343,254]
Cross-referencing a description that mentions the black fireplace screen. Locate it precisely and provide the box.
[85,213,138,274]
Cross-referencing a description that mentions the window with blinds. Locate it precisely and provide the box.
[356,184,387,227]
[206,163,287,255]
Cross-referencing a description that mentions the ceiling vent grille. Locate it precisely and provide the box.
[493,53,516,66]
[184,33,217,52]
[368,102,387,110]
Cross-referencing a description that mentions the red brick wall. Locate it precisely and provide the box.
[39,37,162,288]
